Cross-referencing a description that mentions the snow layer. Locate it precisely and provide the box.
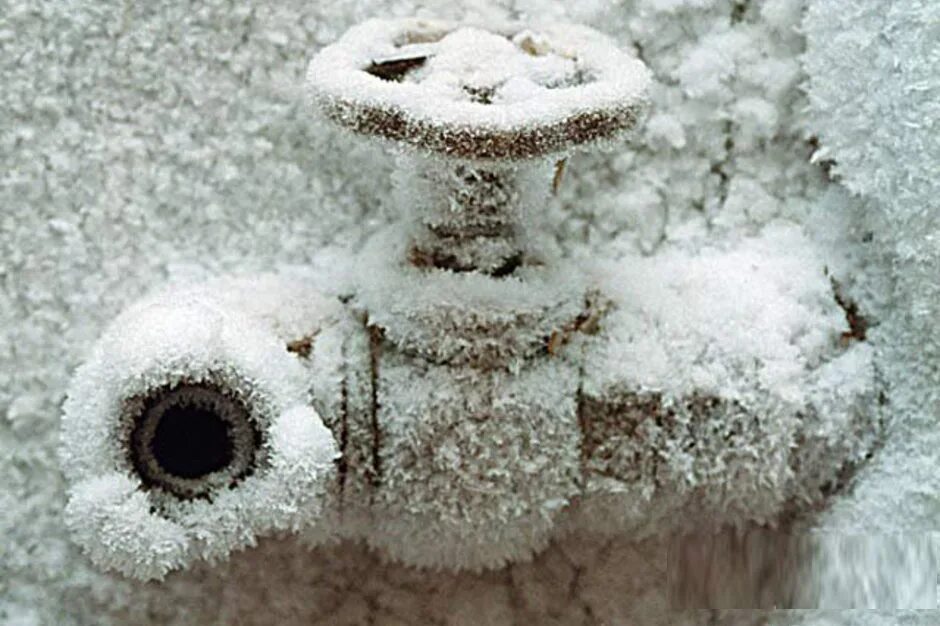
[1,0,934,624]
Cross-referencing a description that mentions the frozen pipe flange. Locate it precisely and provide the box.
[366,348,583,570]
[59,277,341,579]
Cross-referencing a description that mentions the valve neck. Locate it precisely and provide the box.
[392,153,554,276]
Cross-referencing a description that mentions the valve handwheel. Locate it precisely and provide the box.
[306,18,651,160]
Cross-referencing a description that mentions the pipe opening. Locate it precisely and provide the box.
[151,402,232,478]
[127,383,261,499]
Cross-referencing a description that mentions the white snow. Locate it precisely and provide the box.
[586,224,846,403]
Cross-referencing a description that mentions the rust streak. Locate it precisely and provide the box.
[367,323,385,490]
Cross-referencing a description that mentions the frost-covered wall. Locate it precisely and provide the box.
[788,2,940,617]
[1,0,936,624]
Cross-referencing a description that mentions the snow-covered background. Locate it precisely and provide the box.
[1,0,937,624]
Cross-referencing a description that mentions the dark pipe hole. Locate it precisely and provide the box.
[128,383,259,499]
[150,403,233,479]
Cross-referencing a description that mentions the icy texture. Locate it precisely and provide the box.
[801,0,940,533]
[803,1,939,222]
[60,276,339,579]
[0,0,932,623]
[799,535,939,609]
[406,28,580,104]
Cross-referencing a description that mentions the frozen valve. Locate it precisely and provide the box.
[60,17,881,581]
